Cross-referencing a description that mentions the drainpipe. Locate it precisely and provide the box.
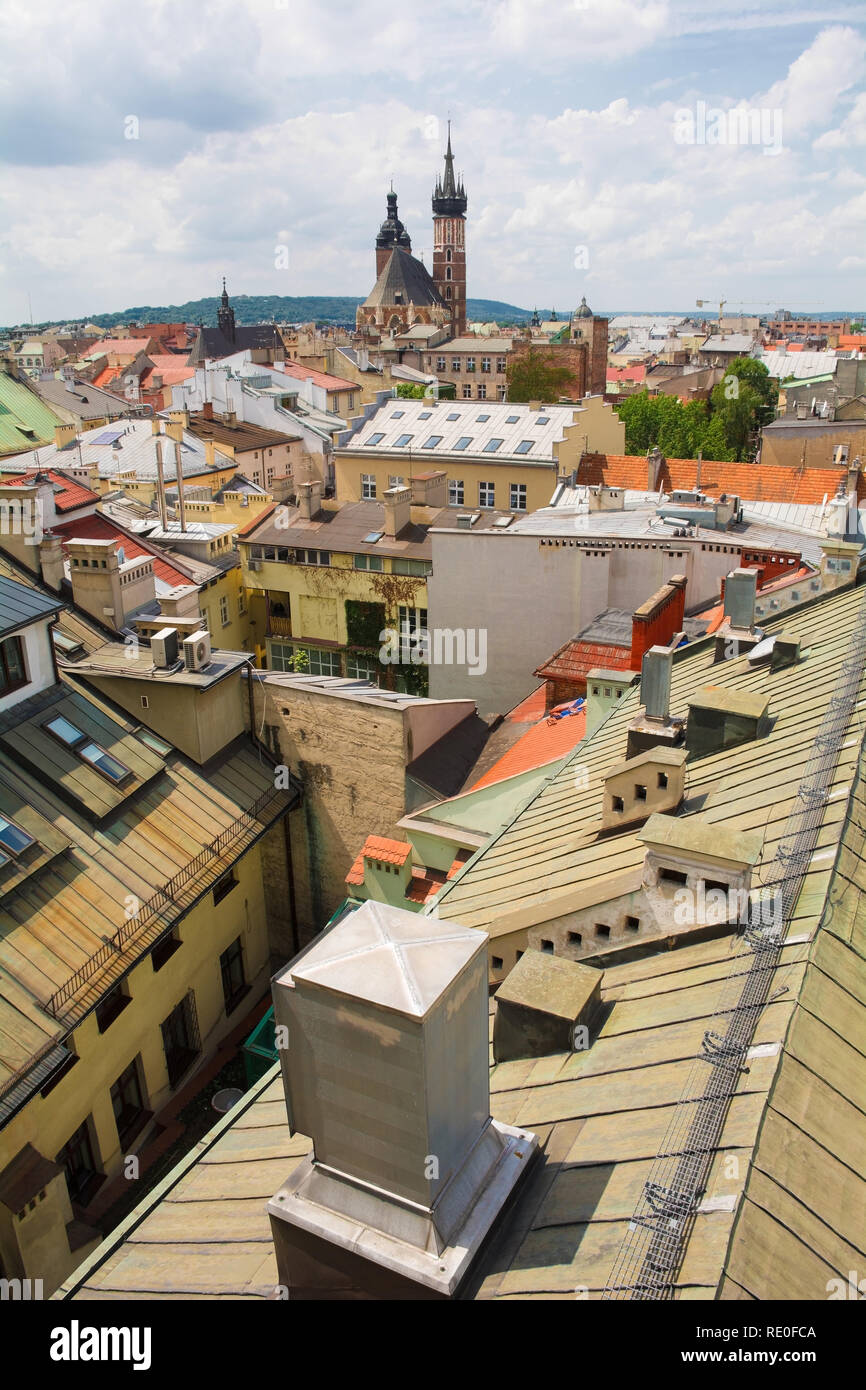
[174,437,187,531]
[155,438,169,531]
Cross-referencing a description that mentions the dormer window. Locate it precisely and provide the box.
[0,636,27,697]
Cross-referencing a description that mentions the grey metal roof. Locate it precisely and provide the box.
[0,575,64,637]
[363,247,444,309]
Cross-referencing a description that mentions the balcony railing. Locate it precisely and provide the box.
[43,784,296,1028]
[268,615,293,637]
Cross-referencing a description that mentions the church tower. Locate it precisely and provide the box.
[375,187,412,278]
[217,277,236,344]
[431,122,468,337]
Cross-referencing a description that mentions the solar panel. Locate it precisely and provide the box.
[91,429,124,445]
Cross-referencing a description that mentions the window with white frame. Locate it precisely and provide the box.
[219,595,229,626]
[462,383,472,398]
[479,481,495,508]
[496,357,507,373]
[398,605,428,635]
[436,357,446,372]
[465,357,475,371]
[388,474,405,487]
[477,383,487,400]
[510,483,527,511]
[451,358,461,372]
[448,479,464,505]
[481,357,491,373]
[361,474,376,499]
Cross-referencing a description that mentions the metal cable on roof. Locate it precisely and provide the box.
[602,586,866,1299]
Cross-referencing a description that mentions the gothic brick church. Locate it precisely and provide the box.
[356,124,468,339]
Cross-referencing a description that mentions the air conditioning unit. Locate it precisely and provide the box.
[151,627,179,668]
[248,558,262,571]
[183,629,212,672]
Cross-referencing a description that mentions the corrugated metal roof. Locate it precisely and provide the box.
[0,370,64,456]
[345,398,584,465]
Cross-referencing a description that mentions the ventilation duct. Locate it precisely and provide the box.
[493,950,603,1063]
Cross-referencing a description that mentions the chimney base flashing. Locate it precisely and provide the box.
[626,712,684,761]
[268,1118,537,1299]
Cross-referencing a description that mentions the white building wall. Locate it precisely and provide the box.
[0,619,56,715]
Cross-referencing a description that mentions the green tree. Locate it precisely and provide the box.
[506,348,573,403]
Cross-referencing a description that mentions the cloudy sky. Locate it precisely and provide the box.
[1,0,864,324]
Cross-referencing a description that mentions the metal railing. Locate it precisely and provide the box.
[44,785,292,1027]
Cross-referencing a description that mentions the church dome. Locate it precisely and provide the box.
[574,296,592,319]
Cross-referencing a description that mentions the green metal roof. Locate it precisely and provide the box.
[0,370,63,457]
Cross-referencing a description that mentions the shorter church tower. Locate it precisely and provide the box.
[217,278,236,344]
[375,187,412,278]
[431,123,468,337]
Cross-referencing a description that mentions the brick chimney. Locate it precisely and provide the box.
[630,575,686,670]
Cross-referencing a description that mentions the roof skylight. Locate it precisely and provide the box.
[453,436,472,450]
[45,715,132,785]
[0,816,35,857]
[483,438,504,452]
[514,440,534,453]
[365,432,385,446]
[393,434,414,447]
[421,435,443,449]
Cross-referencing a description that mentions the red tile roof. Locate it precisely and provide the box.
[582,453,860,507]
[363,835,410,865]
[83,338,149,358]
[405,867,446,904]
[446,850,473,881]
[345,850,365,886]
[607,364,647,383]
[5,469,100,513]
[470,702,587,790]
[51,514,192,586]
[236,501,278,536]
[277,361,357,392]
[837,335,866,350]
[535,638,634,686]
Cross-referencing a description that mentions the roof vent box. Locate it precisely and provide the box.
[685,685,770,758]
[493,950,603,1063]
[151,627,179,669]
[268,901,537,1298]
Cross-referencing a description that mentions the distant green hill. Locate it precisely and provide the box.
[14,294,539,333]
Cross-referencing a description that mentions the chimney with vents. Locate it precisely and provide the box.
[383,484,412,539]
[493,950,603,1063]
[268,900,538,1299]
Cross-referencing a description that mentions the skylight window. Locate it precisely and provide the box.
[391,411,405,418]
[393,434,413,447]
[363,530,384,543]
[446,413,460,421]
[418,411,432,419]
[536,415,550,424]
[0,816,35,857]
[476,413,491,422]
[45,715,84,746]
[365,432,385,446]
[506,415,520,424]
[79,743,130,784]
[45,715,132,784]
[421,435,443,449]
[453,436,473,450]
[483,438,504,452]
[514,439,534,453]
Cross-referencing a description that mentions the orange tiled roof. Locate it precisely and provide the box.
[405,866,446,904]
[582,454,861,507]
[446,850,473,880]
[696,562,815,631]
[535,638,634,685]
[838,334,866,350]
[90,366,118,390]
[83,338,148,358]
[278,361,357,393]
[52,514,192,587]
[362,835,411,865]
[5,469,100,513]
[236,501,278,536]
[345,850,365,886]
[470,703,587,791]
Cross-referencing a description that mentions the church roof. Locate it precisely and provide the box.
[362,246,445,310]
[187,323,283,364]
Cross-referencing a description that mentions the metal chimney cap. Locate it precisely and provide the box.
[279,899,488,1020]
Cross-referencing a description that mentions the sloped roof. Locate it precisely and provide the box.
[4,468,100,513]
[0,574,64,637]
[469,701,587,790]
[580,453,859,507]
[0,371,64,456]
[51,513,194,588]
[363,246,445,310]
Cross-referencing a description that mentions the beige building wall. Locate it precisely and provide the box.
[0,843,271,1295]
[760,422,866,470]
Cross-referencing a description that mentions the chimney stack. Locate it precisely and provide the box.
[714,568,761,662]
[268,900,537,1299]
[383,485,412,539]
[297,480,323,520]
[155,439,169,532]
[626,645,684,759]
[174,438,187,532]
[202,400,214,421]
